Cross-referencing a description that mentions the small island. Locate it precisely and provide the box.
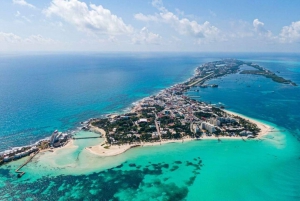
[86,59,292,156]
[1,59,294,166]
[240,63,297,86]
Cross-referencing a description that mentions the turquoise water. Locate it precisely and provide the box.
[0,53,212,151]
[0,53,299,200]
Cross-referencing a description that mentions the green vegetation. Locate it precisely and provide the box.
[154,105,164,112]
[233,116,261,133]
[211,107,226,116]
[88,59,279,146]
[38,141,49,150]
[241,66,297,86]
[194,112,212,118]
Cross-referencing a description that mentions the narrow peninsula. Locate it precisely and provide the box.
[1,59,295,165]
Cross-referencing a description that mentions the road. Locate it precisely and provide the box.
[154,112,162,141]
[188,73,214,87]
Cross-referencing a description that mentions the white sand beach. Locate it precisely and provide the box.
[224,110,272,138]
[85,110,272,157]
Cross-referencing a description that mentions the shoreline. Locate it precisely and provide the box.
[82,61,274,158]
[224,110,272,138]
[85,112,273,157]
[0,59,276,164]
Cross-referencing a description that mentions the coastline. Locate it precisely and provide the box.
[1,54,299,201]
[85,111,273,158]
[82,61,274,158]
[89,124,106,137]
[0,59,276,165]
[224,110,272,138]
[39,138,77,154]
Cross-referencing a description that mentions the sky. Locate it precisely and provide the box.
[0,0,300,52]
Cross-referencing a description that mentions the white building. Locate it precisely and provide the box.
[138,118,148,124]
[192,124,200,134]
[209,118,221,126]
[201,122,216,133]
[239,130,253,136]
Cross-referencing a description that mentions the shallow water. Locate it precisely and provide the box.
[0,53,300,200]
[1,126,299,200]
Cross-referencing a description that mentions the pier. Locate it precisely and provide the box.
[73,136,101,140]
[15,150,39,178]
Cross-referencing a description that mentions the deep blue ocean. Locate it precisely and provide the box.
[0,52,212,151]
[0,52,299,200]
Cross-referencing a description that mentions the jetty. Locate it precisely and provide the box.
[15,150,39,178]
[73,136,101,140]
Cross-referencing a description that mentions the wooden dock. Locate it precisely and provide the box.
[73,136,101,140]
[15,151,39,178]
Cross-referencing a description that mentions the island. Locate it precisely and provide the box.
[0,59,295,166]
[240,63,297,86]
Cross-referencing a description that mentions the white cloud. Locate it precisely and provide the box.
[44,0,133,35]
[22,16,31,23]
[14,10,32,23]
[15,11,21,17]
[132,27,161,45]
[253,19,265,32]
[175,8,185,16]
[151,0,164,11]
[279,21,300,43]
[228,19,300,45]
[134,13,159,22]
[252,19,274,41]
[25,35,56,44]
[228,20,254,39]
[13,0,35,8]
[0,32,22,43]
[0,32,55,44]
[135,0,221,42]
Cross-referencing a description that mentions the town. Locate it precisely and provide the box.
[0,130,70,167]
[91,59,265,145]
[91,82,260,146]
[2,58,293,166]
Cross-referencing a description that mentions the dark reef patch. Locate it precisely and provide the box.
[0,158,203,200]
[186,176,197,186]
[170,165,179,171]
[0,168,12,178]
[114,164,123,169]
[128,163,136,167]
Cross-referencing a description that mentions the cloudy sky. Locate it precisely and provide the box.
[1,0,300,52]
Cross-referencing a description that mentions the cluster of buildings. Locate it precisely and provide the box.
[94,59,259,144]
[49,130,69,148]
[0,146,38,163]
[195,59,241,78]
[132,82,253,138]
[0,129,71,165]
